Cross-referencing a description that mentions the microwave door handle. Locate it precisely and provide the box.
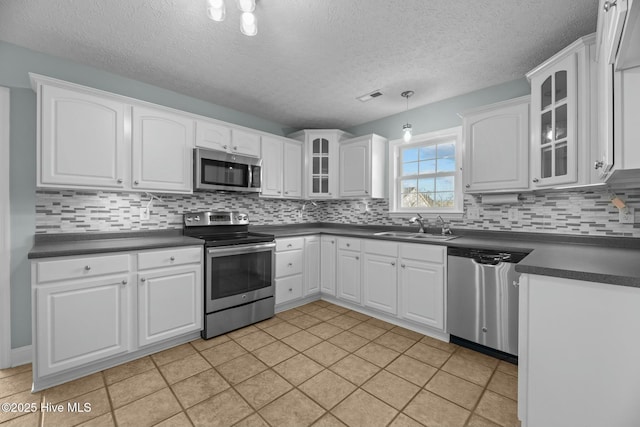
[248,163,253,189]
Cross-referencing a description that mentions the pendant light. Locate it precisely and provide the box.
[401,90,414,142]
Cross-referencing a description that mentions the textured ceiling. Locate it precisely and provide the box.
[0,0,598,130]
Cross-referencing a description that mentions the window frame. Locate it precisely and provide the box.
[388,126,463,216]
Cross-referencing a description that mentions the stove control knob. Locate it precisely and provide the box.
[186,217,193,222]
[194,216,201,221]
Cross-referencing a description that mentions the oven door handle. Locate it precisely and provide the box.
[207,242,275,257]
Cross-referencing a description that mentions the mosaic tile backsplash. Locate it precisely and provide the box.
[36,188,640,237]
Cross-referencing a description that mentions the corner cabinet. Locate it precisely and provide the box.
[461,96,530,192]
[261,135,303,199]
[526,35,597,189]
[339,134,387,198]
[132,106,194,193]
[37,83,127,190]
[288,129,353,199]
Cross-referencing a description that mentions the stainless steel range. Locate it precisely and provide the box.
[183,211,275,339]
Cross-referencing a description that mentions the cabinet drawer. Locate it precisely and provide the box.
[338,237,361,251]
[276,237,304,252]
[138,246,202,270]
[35,253,131,283]
[276,250,303,278]
[275,275,303,304]
[364,239,398,257]
[399,243,445,264]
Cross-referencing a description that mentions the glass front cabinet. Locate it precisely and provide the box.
[527,35,596,188]
[288,129,353,199]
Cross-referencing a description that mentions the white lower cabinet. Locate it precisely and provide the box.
[137,264,202,347]
[31,245,203,389]
[362,241,398,315]
[336,238,362,304]
[304,236,321,296]
[35,275,130,377]
[275,237,304,305]
[320,236,337,295]
[398,244,446,331]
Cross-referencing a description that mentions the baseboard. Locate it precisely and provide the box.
[11,345,32,367]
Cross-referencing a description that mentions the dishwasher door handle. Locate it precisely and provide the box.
[471,258,503,267]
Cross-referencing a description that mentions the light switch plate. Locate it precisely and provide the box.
[140,207,150,221]
[467,207,480,220]
[508,208,519,222]
[619,207,635,224]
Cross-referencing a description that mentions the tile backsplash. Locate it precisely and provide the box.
[36,188,640,237]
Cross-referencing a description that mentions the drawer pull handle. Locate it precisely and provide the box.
[288,263,293,267]
[84,265,91,271]
[122,279,128,285]
[604,0,617,11]
[532,178,539,183]
[287,244,292,248]
[170,256,175,261]
[141,277,146,282]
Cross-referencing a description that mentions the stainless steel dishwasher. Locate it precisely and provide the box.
[447,247,528,356]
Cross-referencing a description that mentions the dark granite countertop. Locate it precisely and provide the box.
[251,223,640,288]
[28,230,204,259]
[29,224,640,288]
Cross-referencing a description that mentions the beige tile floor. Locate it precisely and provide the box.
[0,301,519,427]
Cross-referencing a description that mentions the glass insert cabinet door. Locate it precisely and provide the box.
[310,137,331,196]
[530,53,578,187]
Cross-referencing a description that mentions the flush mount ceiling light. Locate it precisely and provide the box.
[207,0,257,36]
[401,90,414,142]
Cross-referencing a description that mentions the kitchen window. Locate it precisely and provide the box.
[388,127,463,215]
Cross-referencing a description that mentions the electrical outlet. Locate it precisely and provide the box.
[619,207,635,224]
[467,207,480,220]
[140,207,150,221]
[508,208,519,222]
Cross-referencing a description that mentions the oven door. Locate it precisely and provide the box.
[206,242,275,313]
[195,148,262,192]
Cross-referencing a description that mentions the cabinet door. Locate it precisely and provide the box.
[320,236,337,295]
[463,100,529,192]
[232,129,261,157]
[399,259,444,330]
[283,141,303,198]
[304,236,321,296]
[36,276,129,376]
[261,136,284,197]
[40,85,126,189]
[363,253,397,315]
[195,120,231,152]
[138,265,202,347]
[340,139,370,197]
[337,249,361,304]
[530,54,578,187]
[308,136,336,198]
[132,106,194,193]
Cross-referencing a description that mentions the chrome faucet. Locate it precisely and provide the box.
[436,215,452,235]
[409,213,427,233]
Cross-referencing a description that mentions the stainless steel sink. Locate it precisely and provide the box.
[373,231,459,241]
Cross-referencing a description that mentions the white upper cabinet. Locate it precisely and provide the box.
[38,84,126,189]
[527,35,596,189]
[461,96,530,192]
[132,105,194,193]
[599,0,640,71]
[261,135,302,199]
[339,134,387,198]
[196,120,261,158]
[289,129,353,199]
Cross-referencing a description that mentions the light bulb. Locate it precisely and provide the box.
[237,0,255,12]
[403,124,412,142]
[240,12,257,36]
[208,0,224,7]
[207,0,226,22]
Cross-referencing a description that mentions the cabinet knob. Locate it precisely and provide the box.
[84,265,91,271]
[170,256,175,261]
[233,146,238,150]
[355,256,359,260]
[285,191,289,194]
[331,240,334,244]
[594,160,604,170]
[465,184,470,188]
[288,263,293,267]
[141,277,146,282]
[532,178,539,183]
[289,288,293,292]
[365,190,368,194]
[391,262,395,266]
[346,243,350,247]
[287,243,292,248]
[482,327,488,333]
[122,279,128,285]
[117,178,123,184]
[134,180,139,185]
[401,264,406,268]
[223,145,228,149]
[328,192,332,195]
[604,0,617,11]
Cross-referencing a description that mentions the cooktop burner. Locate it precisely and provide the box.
[182,211,274,246]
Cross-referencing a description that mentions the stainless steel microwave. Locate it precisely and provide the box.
[194,148,262,192]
